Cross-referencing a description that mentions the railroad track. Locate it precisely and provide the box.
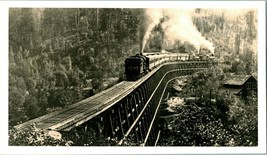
[15,81,139,131]
[15,66,159,131]
[15,62,203,131]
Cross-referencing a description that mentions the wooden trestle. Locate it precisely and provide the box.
[15,61,210,146]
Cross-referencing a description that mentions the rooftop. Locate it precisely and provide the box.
[224,75,255,86]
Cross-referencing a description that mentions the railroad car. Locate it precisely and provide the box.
[124,52,214,81]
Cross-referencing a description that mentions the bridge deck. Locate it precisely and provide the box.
[16,81,134,131]
[15,61,204,132]
[15,64,161,131]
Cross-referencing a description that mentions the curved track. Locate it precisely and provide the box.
[15,63,162,131]
[15,61,207,132]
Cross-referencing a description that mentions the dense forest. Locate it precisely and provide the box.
[9,8,143,126]
[9,8,257,146]
[158,68,257,146]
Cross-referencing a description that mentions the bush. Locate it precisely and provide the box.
[9,124,72,146]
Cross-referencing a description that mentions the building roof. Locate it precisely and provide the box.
[224,75,255,86]
[221,87,242,95]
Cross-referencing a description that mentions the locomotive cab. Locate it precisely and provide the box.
[125,54,148,81]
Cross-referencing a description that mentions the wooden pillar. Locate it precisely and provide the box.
[129,95,136,123]
[135,126,139,143]
[117,105,125,138]
[137,91,143,112]
[108,110,115,137]
[133,94,139,116]
[138,121,144,141]
[139,89,145,109]
[144,83,149,102]
[124,99,131,129]
[142,116,147,135]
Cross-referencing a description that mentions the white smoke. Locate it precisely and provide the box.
[162,9,214,54]
[141,8,163,53]
[141,8,215,54]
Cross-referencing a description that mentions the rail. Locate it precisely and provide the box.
[15,61,208,135]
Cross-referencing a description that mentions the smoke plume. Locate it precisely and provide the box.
[162,9,214,53]
[141,8,215,54]
[141,8,163,53]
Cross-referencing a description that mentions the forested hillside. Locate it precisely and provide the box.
[9,8,257,131]
[9,8,142,126]
[193,9,257,75]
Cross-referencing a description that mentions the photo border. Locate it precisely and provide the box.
[0,1,266,154]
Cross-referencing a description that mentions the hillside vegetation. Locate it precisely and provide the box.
[9,8,257,146]
[9,8,142,126]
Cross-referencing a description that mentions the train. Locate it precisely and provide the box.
[124,52,214,81]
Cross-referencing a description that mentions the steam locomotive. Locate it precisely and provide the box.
[124,52,214,81]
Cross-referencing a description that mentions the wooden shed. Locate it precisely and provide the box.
[223,75,257,98]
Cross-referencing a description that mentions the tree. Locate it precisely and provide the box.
[159,86,257,146]
[9,8,36,49]
[91,78,103,92]
[158,66,257,146]
[9,8,143,128]
[9,88,28,126]
[158,103,233,146]
[65,128,118,146]
[53,70,69,88]
[245,11,257,44]
[234,34,240,55]
[24,94,40,119]
[9,124,72,146]
[36,89,49,115]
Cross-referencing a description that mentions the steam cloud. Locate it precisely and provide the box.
[141,8,215,54]
[141,9,163,53]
